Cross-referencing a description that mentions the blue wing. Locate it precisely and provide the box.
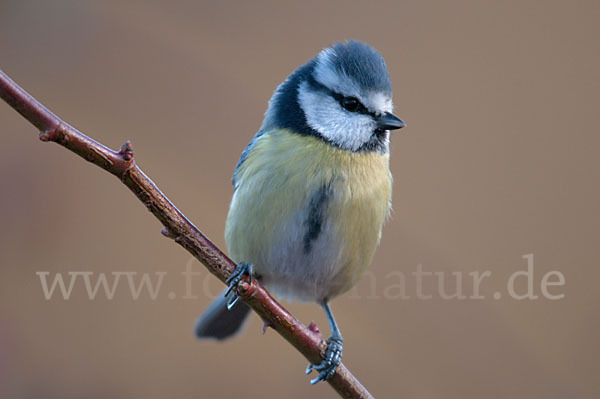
[232,129,266,190]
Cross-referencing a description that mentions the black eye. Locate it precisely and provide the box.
[341,97,359,112]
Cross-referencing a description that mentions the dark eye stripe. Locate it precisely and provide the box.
[330,92,372,116]
[306,74,378,118]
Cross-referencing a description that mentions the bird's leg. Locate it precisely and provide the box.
[224,262,253,310]
[305,301,343,384]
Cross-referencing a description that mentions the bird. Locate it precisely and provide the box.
[195,40,405,384]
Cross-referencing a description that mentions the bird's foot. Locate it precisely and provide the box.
[305,336,343,384]
[224,262,253,310]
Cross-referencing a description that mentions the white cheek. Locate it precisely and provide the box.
[298,83,375,151]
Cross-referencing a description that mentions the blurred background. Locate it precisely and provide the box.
[0,1,598,398]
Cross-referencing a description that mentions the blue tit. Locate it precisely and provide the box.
[195,40,405,383]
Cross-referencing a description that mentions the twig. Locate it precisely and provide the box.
[0,68,375,399]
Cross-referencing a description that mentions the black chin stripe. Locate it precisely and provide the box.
[359,131,389,153]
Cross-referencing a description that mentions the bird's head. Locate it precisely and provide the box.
[264,40,405,153]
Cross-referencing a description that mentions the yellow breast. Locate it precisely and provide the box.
[226,129,392,301]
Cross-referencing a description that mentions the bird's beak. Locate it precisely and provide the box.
[377,112,406,130]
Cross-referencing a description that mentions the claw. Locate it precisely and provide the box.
[305,363,313,375]
[223,262,253,310]
[226,294,241,310]
[306,336,343,384]
[310,376,321,385]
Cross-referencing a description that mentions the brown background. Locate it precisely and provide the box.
[0,1,598,398]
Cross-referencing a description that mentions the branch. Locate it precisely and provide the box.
[0,68,374,399]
